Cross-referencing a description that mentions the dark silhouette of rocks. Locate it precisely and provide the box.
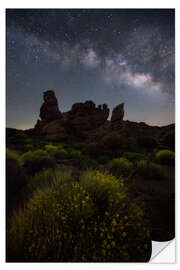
[40,90,63,123]
[35,90,67,141]
[40,119,68,141]
[34,90,175,142]
[111,103,124,130]
[65,101,109,136]
[34,91,111,140]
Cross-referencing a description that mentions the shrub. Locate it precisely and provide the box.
[44,144,59,155]
[6,128,48,152]
[102,132,127,152]
[155,150,175,166]
[137,136,157,149]
[136,160,147,177]
[80,171,127,212]
[123,152,147,163]
[109,158,133,176]
[44,144,69,160]
[28,167,72,192]
[161,132,175,150]
[6,148,20,163]
[55,148,69,160]
[7,171,151,262]
[96,155,111,165]
[79,159,98,170]
[136,160,164,180]
[20,149,55,174]
[69,149,82,159]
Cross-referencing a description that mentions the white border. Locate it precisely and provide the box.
[1,0,179,267]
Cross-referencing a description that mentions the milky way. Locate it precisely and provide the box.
[6,9,175,129]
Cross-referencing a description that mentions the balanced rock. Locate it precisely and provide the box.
[111,103,124,130]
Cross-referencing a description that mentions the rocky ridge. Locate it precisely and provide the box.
[34,90,174,141]
[35,90,124,141]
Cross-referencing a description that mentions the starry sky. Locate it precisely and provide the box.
[6,9,175,129]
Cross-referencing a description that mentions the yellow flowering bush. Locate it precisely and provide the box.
[7,170,151,262]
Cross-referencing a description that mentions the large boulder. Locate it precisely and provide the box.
[111,103,124,130]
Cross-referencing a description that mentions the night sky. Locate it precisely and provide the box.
[6,9,175,129]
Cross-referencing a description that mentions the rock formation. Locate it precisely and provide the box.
[65,101,109,136]
[111,103,124,130]
[34,90,67,141]
[40,90,63,123]
[34,90,110,140]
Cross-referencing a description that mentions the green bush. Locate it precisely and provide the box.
[123,152,147,163]
[69,149,82,159]
[6,148,20,163]
[137,136,157,149]
[28,167,72,192]
[155,150,175,166]
[7,171,151,262]
[44,144,69,160]
[96,155,111,165]
[55,148,69,159]
[136,160,164,180]
[79,159,98,170]
[44,144,59,155]
[102,132,127,152]
[20,149,55,174]
[109,158,133,176]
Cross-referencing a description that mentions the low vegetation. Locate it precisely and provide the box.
[136,160,164,180]
[7,170,151,262]
[102,132,127,154]
[6,127,175,262]
[109,157,133,176]
[20,149,56,174]
[155,149,175,166]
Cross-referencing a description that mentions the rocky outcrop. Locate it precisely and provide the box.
[111,103,124,130]
[34,90,68,141]
[40,90,63,123]
[32,90,175,142]
[65,101,109,136]
[40,119,68,141]
[34,90,128,140]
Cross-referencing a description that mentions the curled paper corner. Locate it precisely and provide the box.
[150,240,175,263]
